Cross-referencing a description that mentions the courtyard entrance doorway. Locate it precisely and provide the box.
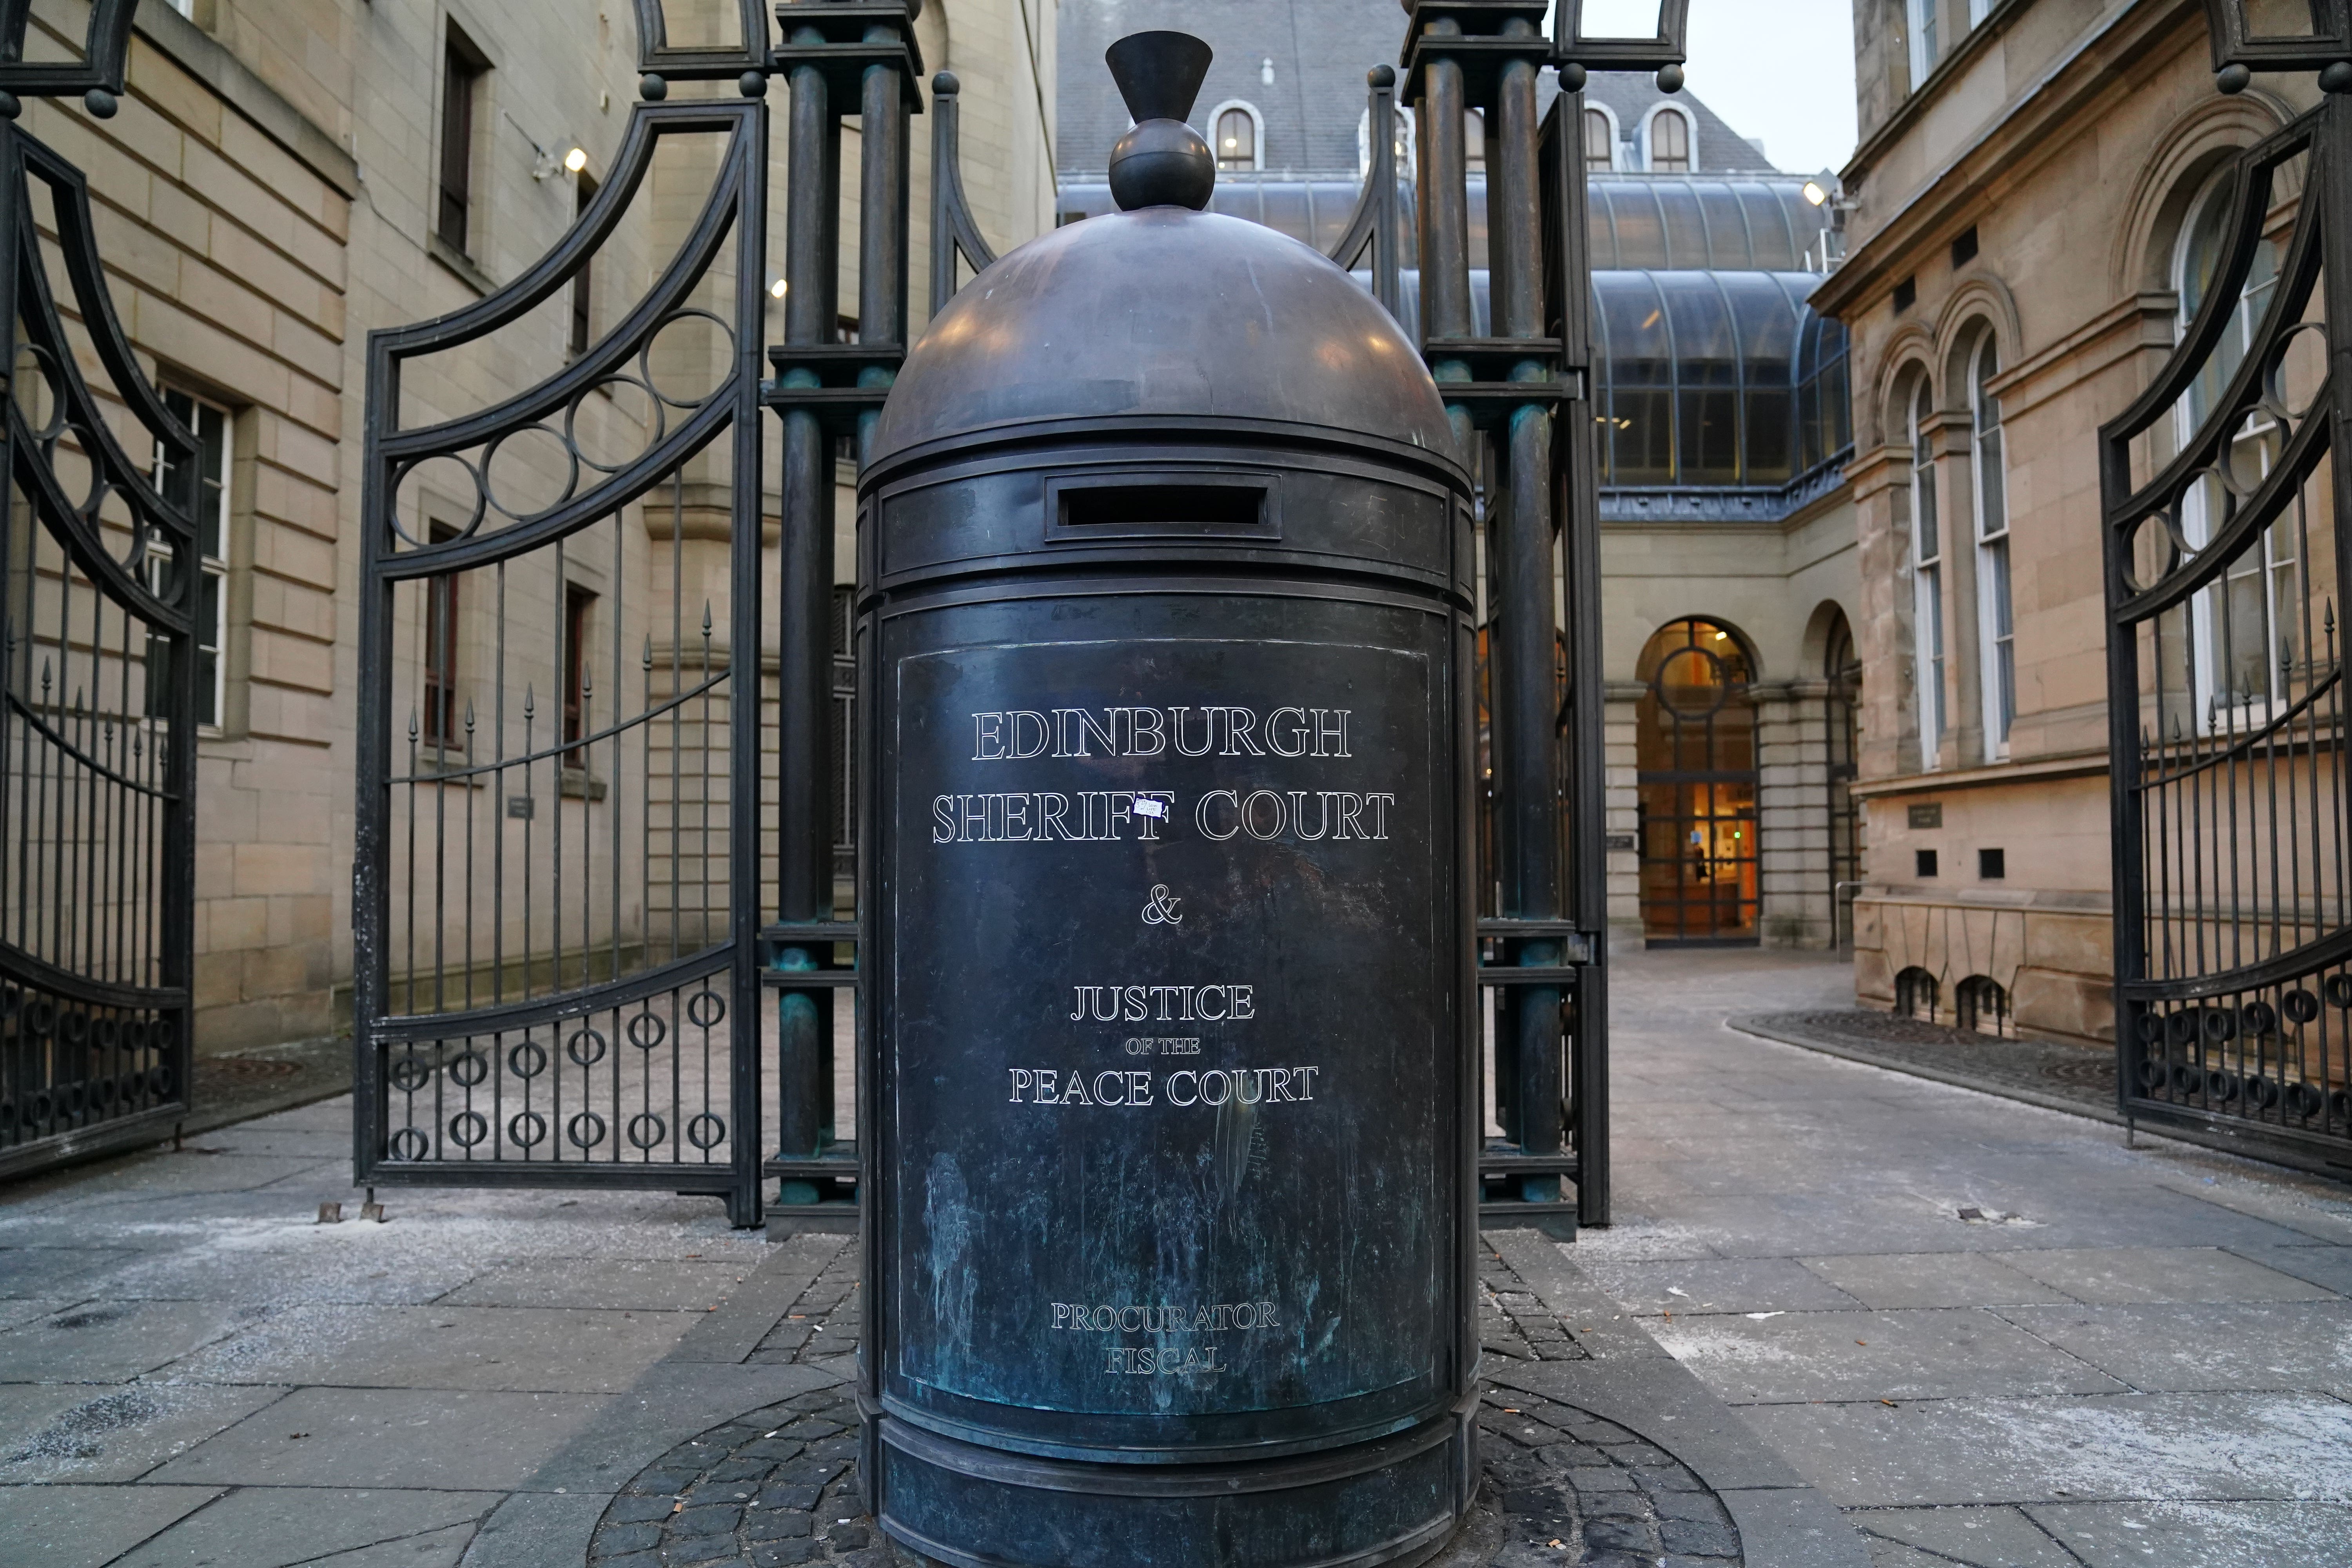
[1636,618,1759,945]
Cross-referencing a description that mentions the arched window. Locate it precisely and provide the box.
[1970,335,2013,756]
[1907,376,1945,766]
[1464,108,1486,170]
[1583,107,1615,171]
[2174,169,2298,726]
[1635,619,1758,944]
[1213,103,1260,171]
[1824,610,1862,948]
[1895,966,1940,1022]
[1646,107,1692,173]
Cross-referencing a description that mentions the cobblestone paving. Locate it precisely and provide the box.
[588,1243,1742,1568]
[1738,1008,2115,1115]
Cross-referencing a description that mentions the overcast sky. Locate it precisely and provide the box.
[1679,0,1860,177]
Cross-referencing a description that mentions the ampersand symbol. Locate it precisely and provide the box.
[1141,884,1183,926]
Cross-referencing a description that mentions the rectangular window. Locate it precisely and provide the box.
[149,390,229,728]
[1967,0,1995,22]
[438,24,488,253]
[424,525,461,750]
[570,172,598,358]
[1907,0,1940,89]
[1972,341,2014,756]
[562,583,594,767]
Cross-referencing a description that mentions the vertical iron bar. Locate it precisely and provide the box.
[777,27,837,1182]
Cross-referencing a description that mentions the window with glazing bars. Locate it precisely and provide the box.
[569,172,598,358]
[1583,108,1614,172]
[1909,379,1945,765]
[423,525,460,750]
[439,24,488,253]
[1908,0,1939,88]
[149,390,230,728]
[1648,109,1690,173]
[1971,336,2013,755]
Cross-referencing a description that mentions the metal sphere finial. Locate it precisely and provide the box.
[2323,60,2352,93]
[640,73,669,102]
[1655,63,1685,94]
[1104,31,1217,212]
[739,70,768,98]
[1559,62,1588,92]
[83,88,116,119]
[2216,62,2253,94]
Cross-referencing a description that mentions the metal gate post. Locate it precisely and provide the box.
[765,0,922,1221]
[1403,1,1580,1234]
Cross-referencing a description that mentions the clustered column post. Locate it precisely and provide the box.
[774,11,838,1187]
[1489,16,1565,1209]
[767,0,922,1204]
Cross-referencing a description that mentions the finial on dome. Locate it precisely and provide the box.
[1105,31,1216,212]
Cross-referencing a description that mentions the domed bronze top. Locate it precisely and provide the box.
[868,209,1455,470]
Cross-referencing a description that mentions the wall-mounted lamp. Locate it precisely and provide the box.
[769,278,789,299]
[532,143,589,181]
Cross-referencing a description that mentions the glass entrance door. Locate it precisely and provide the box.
[1636,619,1760,944]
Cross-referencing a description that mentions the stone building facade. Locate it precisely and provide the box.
[1818,0,2321,1044]
[22,0,1057,1051]
[1058,0,1864,958]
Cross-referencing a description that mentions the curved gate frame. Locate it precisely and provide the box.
[2100,33,2352,1172]
[352,91,771,1221]
[0,0,201,1180]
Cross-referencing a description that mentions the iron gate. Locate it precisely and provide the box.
[0,1,201,1181]
[2100,85,2352,1174]
[354,0,1620,1228]
[352,67,776,1221]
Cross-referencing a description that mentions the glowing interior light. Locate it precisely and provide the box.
[564,146,589,174]
[770,278,788,299]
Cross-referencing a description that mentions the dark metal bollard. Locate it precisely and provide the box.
[853,31,1479,1568]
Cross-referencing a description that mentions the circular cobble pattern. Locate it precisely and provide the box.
[590,1239,1740,1566]
[589,1384,1742,1568]
[588,1386,878,1568]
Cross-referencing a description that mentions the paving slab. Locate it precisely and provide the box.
[1993,1299,2352,1394]
[0,1246,138,1297]
[455,1491,613,1568]
[0,1298,258,1381]
[2229,1243,2352,1295]
[147,1386,613,1490]
[437,1259,757,1311]
[0,1380,292,1482]
[1795,1252,2075,1309]
[159,1303,703,1394]
[305,1520,477,1568]
[1993,1246,2341,1304]
[1573,1256,1865,1316]
[0,1483,221,1568]
[109,1486,498,1568]
[1644,1307,2129,1403]
[1847,1504,2082,1568]
[2025,1499,2352,1566]
[1737,1391,2352,1507]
